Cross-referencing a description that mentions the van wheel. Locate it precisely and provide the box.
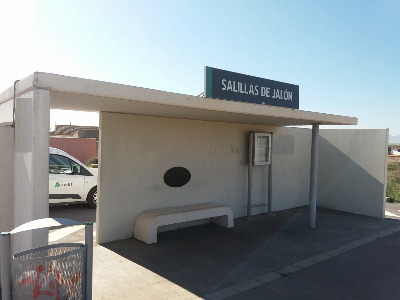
[87,186,97,209]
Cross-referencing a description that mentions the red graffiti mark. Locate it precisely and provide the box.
[18,264,81,299]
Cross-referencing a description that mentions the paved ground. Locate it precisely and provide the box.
[48,203,96,243]
[385,201,400,219]
[8,203,396,299]
[95,205,400,299]
[224,231,400,300]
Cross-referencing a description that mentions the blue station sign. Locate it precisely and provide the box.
[204,67,299,109]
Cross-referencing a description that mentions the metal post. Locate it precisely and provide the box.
[1,232,12,300]
[309,124,320,228]
[267,133,273,214]
[85,222,93,300]
[247,132,254,219]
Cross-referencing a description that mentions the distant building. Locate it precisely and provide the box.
[50,125,99,140]
[389,147,400,156]
[50,125,99,164]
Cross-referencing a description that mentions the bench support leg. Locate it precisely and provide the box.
[212,215,233,228]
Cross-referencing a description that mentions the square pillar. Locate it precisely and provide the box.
[13,88,50,252]
[309,124,319,228]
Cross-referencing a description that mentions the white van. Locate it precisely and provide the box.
[49,147,98,208]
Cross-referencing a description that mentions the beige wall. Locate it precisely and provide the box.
[97,113,312,243]
[317,129,388,218]
[49,137,97,164]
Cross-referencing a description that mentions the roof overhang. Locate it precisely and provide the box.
[0,72,357,127]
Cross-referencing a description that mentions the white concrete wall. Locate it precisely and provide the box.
[13,89,50,252]
[0,89,50,286]
[0,124,14,234]
[317,129,388,218]
[270,128,311,212]
[0,99,13,124]
[0,108,14,284]
[98,113,312,243]
[0,99,14,237]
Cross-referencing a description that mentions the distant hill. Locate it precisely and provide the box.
[389,135,400,144]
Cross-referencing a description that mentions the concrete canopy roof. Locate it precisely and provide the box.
[1,72,357,126]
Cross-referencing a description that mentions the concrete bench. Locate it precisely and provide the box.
[133,202,234,244]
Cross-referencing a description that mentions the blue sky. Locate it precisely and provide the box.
[1,0,399,135]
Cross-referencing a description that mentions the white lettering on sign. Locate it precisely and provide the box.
[221,79,259,96]
[261,86,270,97]
[221,79,292,101]
[272,89,292,101]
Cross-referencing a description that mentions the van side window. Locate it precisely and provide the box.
[49,154,81,174]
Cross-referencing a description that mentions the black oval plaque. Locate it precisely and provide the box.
[163,167,191,187]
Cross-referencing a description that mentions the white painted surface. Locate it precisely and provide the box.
[13,89,50,253]
[0,121,14,281]
[134,203,234,244]
[0,100,13,124]
[98,113,313,243]
[385,211,400,218]
[0,72,357,127]
[48,225,85,242]
[0,125,14,234]
[317,129,388,218]
[390,149,400,156]
[2,72,388,249]
[309,124,319,228]
[270,128,312,212]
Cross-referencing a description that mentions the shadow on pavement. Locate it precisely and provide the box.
[49,203,96,224]
[102,206,400,297]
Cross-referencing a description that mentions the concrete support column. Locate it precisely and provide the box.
[267,133,273,214]
[247,131,254,219]
[13,89,50,253]
[309,123,320,228]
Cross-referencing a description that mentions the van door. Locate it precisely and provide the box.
[49,153,86,203]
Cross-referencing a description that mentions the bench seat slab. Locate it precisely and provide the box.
[134,203,234,244]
